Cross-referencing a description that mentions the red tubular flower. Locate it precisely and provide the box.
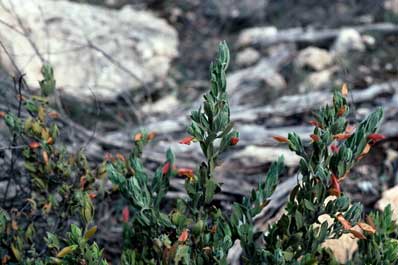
[329,175,341,196]
[357,143,371,161]
[230,136,239,145]
[80,176,87,190]
[310,134,320,142]
[358,222,376,234]
[273,135,289,143]
[122,206,129,223]
[333,133,351,141]
[162,162,170,175]
[178,168,194,180]
[147,131,156,141]
[178,229,189,242]
[29,142,40,149]
[336,214,352,230]
[349,226,366,240]
[134,133,143,142]
[48,111,60,119]
[104,152,113,161]
[330,144,339,153]
[308,120,322,128]
[179,136,194,145]
[367,133,385,143]
[345,125,355,134]
[116,153,126,161]
[337,106,346,117]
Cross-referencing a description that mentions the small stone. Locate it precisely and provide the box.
[294,46,334,71]
[232,146,300,167]
[362,34,376,47]
[238,27,278,47]
[299,68,335,92]
[142,95,179,114]
[0,181,17,199]
[236,48,261,67]
[332,28,365,54]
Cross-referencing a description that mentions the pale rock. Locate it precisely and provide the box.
[236,48,261,67]
[238,27,278,47]
[0,181,17,199]
[294,46,333,71]
[376,185,398,221]
[231,146,300,167]
[0,0,178,102]
[227,59,287,106]
[385,0,398,15]
[332,28,365,54]
[142,95,180,114]
[299,68,336,92]
[322,234,358,263]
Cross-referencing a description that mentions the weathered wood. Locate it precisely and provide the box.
[238,23,398,48]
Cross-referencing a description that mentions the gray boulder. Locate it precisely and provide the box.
[0,0,178,101]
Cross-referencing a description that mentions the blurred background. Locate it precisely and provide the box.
[0,0,397,261]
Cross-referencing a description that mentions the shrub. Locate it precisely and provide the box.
[0,42,396,264]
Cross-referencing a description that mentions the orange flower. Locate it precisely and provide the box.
[147,131,156,141]
[48,111,60,119]
[333,133,351,141]
[42,151,49,165]
[358,222,376,234]
[310,134,320,142]
[357,144,371,161]
[178,229,189,242]
[47,137,54,145]
[337,106,346,117]
[80,176,87,190]
[349,226,366,240]
[341,83,348,97]
[308,120,322,128]
[0,111,6,118]
[29,142,40,149]
[2,255,10,264]
[367,133,385,143]
[88,193,97,199]
[104,152,113,161]
[122,206,129,223]
[345,125,355,134]
[134,132,143,142]
[329,175,341,196]
[162,162,170,175]
[273,135,289,143]
[179,136,194,145]
[116,153,126,161]
[210,224,217,234]
[330,144,339,153]
[336,214,352,230]
[178,168,195,181]
[230,136,239,145]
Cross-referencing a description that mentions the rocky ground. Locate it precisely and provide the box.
[0,0,398,262]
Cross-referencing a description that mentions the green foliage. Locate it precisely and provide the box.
[0,41,395,265]
[0,66,106,264]
[351,205,398,264]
